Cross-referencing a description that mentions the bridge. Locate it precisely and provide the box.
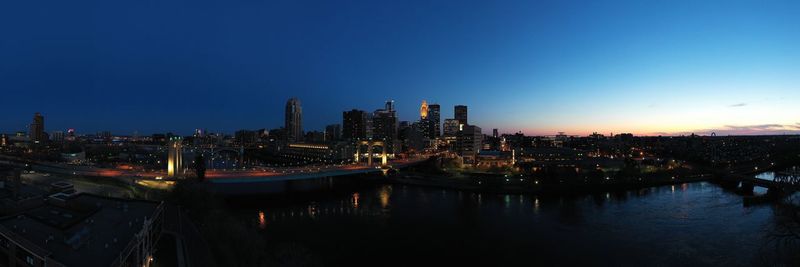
[739,167,800,195]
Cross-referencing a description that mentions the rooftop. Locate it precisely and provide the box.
[0,194,160,267]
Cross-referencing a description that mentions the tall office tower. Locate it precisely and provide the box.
[443,119,460,138]
[167,136,183,177]
[420,100,428,119]
[418,100,434,139]
[373,101,398,152]
[428,103,441,137]
[29,112,45,143]
[0,134,7,147]
[285,98,303,142]
[372,109,397,141]
[325,124,341,142]
[493,128,499,138]
[342,109,367,140]
[454,105,468,125]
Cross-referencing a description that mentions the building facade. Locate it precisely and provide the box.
[324,124,341,142]
[284,98,303,143]
[342,109,367,140]
[428,103,441,137]
[29,113,45,144]
[456,125,482,163]
[454,105,468,125]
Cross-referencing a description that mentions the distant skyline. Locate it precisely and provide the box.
[1,0,798,136]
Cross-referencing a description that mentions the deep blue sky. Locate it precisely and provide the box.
[2,0,799,136]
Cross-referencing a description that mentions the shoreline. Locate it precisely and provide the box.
[385,172,713,196]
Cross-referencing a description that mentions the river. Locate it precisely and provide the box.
[230,181,795,266]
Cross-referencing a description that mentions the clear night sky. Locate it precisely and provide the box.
[1,0,799,136]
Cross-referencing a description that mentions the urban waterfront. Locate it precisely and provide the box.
[3,1,800,266]
[233,180,792,266]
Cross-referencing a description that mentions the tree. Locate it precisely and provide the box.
[195,154,206,181]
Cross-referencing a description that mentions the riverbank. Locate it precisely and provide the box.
[387,171,712,195]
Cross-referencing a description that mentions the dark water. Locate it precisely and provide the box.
[234,182,792,266]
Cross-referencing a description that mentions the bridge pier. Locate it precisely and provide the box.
[739,180,754,195]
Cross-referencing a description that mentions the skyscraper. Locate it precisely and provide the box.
[29,112,45,143]
[285,98,303,143]
[428,103,441,137]
[454,105,468,125]
[372,107,397,141]
[420,100,428,119]
[493,128,499,138]
[342,109,367,140]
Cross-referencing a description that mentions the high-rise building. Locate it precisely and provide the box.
[342,109,367,140]
[0,134,7,147]
[372,108,397,141]
[428,103,441,137]
[493,128,499,138]
[420,100,428,119]
[443,119,460,138]
[29,112,45,143]
[454,105,468,125]
[285,98,303,142]
[325,124,341,142]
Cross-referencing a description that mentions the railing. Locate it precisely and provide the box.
[111,201,165,267]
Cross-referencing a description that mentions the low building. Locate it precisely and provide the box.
[0,168,45,216]
[0,194,163,267]
[455,125,482,163]
[281,142,354,163]
[476,150,515,168]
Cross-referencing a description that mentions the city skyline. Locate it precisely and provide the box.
[1,0,799,135]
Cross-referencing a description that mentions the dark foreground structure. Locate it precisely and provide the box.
[0,188,163,267]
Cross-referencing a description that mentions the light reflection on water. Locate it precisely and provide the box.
[248,182,786,266]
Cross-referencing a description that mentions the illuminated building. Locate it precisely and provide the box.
[420,100,428,119]
[454,105,468,125]
[456,124,482,163]
[418,100,439,139]
[428,103,441,137]
[167,137,183,177]
[285,98,303,142]
[29,112,45,144]
[0,134,7,147]
[343,109,367,140]
[282,142,353,162]
[372,101,398,153]
[443,119,460,139]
